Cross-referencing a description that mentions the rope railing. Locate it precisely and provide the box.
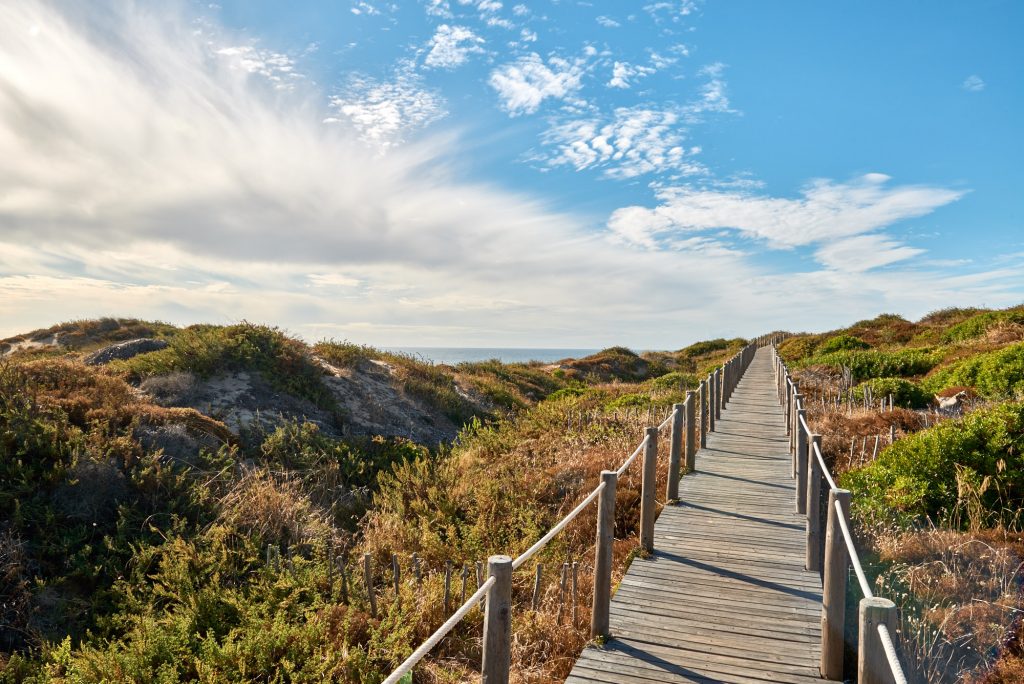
[879,624,910,684]
[381,576,496,684]
[376,336,768,684]
[616,435,648,477]
[511,481,606,570]
[834,498,873,599]
[774,344,910,683]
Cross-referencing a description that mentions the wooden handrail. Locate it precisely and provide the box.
[773,344,909,684]
[378,339,764,681]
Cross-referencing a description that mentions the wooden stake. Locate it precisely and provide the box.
[571,561,579,626]
[362,553,376,617]
[444,560,452,612]
[532,564,542,611]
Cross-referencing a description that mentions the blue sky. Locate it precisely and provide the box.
[0,0,1021,347]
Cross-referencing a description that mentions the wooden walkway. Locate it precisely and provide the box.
[567,347,838,684]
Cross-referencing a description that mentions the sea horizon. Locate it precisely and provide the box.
[383,347,601,365]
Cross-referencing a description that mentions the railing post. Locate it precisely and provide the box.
[708,373,716,432]
[640,427,659,553]
[716,367,723,418]
[591,470,617,638]
[821,489,851,680]
[362,553,377,617]
[699,380,707,449]
[785,379,793,435]
[789,382,800,454]
[482,555,513,684]
[858,597,899,684]
[795,403,807,508]
[667,404,684,500]
[806,434,823,572]
[685,390,696,472]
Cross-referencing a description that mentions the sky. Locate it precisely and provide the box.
[0,0,1021,348]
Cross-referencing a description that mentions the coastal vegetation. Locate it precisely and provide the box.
[779,304,1024,682]
[2,304,1022,682]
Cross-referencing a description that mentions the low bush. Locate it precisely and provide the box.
[777,335,821,364]
[942,309,1024,343]
[852,377,931,408]
[840,402,1024,528]
[922,342,1024,399]
[807,348,940,381]
[845,313,921,346]
[115,323,335,410]
[648,371,698,392]
[817,334,870,354]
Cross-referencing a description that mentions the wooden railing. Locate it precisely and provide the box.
[380,336,771,684]
[774,347,909,684]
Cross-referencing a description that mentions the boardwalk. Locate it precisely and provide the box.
[567,347,839,684]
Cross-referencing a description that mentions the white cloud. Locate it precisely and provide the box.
[423,24,485,69]
[815,235,925,272]
[684,61,733,117]
[512,4,528,16]
[215,45,303,89]
[648,50,677,69]
[308,273,362,288]
[962,74,985,92]
[644,1,699,22]
[423,0,452,17]
[607,61,655,89]
[539,107,704,178]
[607,174,966,256]
[326,67,446,147]
[489,52,587,115]
[0,0,1018,348]
[350,2,380,16]
[596,15,620,28]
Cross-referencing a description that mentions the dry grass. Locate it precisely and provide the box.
[216,468,337,549]
[875,528,1024,684]
[358,399,676,683]
[791,366,1024,683]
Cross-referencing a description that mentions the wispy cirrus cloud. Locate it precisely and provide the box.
[962,74,985,92]
[607,173,966,264]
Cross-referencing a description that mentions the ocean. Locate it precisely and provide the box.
[383,347,600,365]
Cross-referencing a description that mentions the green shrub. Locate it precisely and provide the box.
[678,339,733,358]
[313,341,381,368]
[921,342,1024,399]
[818,334,870,354]
[845,313,920,345]
[777,335,821,364]
[257,420,426,493]
[649,371,698,392]
[605,392,652,410]
[840,402,1024,528]
[545,387,588,402]
[115,323,335,409]
[942,309,1024,343]
[852,377,931,408]
[807,348,940,381]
